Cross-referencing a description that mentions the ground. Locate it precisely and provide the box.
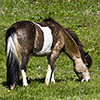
[0,0,100,100]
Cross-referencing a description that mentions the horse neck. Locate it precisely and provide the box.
[63,32,81,61]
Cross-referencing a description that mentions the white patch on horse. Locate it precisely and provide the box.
[21,70,28,86]
[45,65,52,86]
[81,70,90,82]
[51,71,55,84]
[34,23,53,55]
[75,58,90,82]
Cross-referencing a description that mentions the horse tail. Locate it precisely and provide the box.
[6,27,20,89]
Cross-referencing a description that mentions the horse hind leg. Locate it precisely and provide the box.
[21,54,29,86]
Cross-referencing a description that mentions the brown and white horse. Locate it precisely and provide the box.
[6,18,92,89]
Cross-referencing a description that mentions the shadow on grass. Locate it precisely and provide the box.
[1,77,80,89]
[28,77,45,84]
[1,77,45,89]
[1,81,7,87]
[27,77,77,84]
[25,77,80,84]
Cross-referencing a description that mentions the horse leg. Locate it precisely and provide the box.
[45,40,64,85]
[45,64,52,86]
[45,50,60,86]
[47,55,55,84]
[21,55,29,86]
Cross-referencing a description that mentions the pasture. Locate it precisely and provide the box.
[0,0,100,99]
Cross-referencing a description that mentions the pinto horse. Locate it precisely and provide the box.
[6,18,92,89]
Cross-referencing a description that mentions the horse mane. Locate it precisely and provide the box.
[43,17,54,22]
[64,28,86,62]
[64,28,83,47]
[43,17,62,27]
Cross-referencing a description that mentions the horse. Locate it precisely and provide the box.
[6,17,92,89]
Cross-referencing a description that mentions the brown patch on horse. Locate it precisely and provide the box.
[33,24,44,53]
[10,21,35,55]
[63,29,81,60]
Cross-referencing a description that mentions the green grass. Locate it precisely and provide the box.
[0,0,100,99]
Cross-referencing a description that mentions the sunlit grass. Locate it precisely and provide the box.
[0,0,100,100]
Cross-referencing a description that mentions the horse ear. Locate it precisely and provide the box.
[85,52,89,58]
[86,52,89,55]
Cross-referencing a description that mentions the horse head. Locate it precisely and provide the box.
[74,51,92,82]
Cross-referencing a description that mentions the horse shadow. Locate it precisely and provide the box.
[1,77,45,88]
[22,77,81,85]
[1,77,81,88]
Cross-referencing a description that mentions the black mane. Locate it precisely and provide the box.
[64,28,82,47]
[43,17,62,27]
[43,17,53,22]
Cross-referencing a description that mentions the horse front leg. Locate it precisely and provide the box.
[45,50,61,86]
[45,64,52,86]
[45,57,56,86]
[21,55,29,86]
[48,55,55,84]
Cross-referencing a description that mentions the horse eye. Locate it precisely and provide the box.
[85,63,88,66]
[78,72,82,74]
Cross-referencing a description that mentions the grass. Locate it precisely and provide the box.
[0,0,100,99]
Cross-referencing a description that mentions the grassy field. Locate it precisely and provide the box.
[0,0,100,100]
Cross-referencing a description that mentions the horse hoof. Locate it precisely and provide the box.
[51,79,55,84]
[45,79,49,86]
[10,84,16,90]
[81,78,90,82]
[23,83,28,86]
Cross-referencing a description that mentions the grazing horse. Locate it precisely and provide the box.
[6,17,92,89]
